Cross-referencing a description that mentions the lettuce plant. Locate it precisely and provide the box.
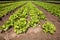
[42,21,56,34]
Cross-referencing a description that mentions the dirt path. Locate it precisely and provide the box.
[0,2,27,26]
[33,2,60,40]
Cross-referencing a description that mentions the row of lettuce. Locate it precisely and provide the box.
[0,1,26,18]
[0,2,15,8]
[34,2,60,18]
[0,2,56,34]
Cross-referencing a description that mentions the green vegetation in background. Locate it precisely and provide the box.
[0,1,25,18]
[0,0,60,1]
[34,2,60,18]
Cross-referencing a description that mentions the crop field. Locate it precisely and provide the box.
[0,1,60,40]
